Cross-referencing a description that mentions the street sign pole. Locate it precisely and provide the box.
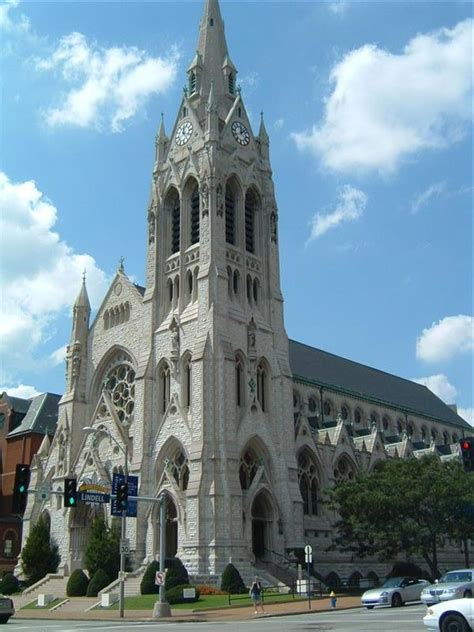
[304,544,313,610]
[119,443,128,619]
[152,494,171,619]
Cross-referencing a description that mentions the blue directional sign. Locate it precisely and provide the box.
[111,473,138,518]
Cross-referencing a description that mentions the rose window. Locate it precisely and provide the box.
[104,363,136,423]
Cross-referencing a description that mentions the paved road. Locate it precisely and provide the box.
[9,604,429,631]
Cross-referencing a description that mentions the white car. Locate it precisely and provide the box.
[361,576,430,608]
[423,598,473,632]
[421,570,474,606]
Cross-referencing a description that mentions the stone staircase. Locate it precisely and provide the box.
[13,574,70,609]
[53,597,99,613]
[99,563,148,598]
[255,559,298,589]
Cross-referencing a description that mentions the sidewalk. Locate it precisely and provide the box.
[13,595,361,622]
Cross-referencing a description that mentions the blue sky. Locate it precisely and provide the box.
[0,0,472,425]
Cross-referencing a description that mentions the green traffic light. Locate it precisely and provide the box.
[19,485,25,493]
[69,498,76,506]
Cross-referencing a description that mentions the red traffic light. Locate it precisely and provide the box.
[461,440,471,451]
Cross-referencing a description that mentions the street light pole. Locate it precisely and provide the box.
[119,442,128,619]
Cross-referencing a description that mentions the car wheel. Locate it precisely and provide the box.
[0,616,10,624]
[463,590,472,599]
[440,613,470,632]
[366,606,375,609]
[391,592,402,607]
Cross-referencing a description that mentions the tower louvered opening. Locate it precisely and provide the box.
[225,187,235,244]
[190,187,200,245]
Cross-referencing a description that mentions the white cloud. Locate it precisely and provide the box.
[50,345,68,367]
[307,185,367,241]
[411,181,446,214]
[36,32,179,132]
[0,172,108,378]
[458,407,474,426]
[0,384,41,399]
[328,1,349,16]
[0,0,30,34]
[412,374,457,403]
[274,118,285,131]
[416,315,474,363]
[239,71,259,93]
[292,19,473,174]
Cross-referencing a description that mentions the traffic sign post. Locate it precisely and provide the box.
[304,544,313,610]
[120,538,130,555]
[155,571,166,586]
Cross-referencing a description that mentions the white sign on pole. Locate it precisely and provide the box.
[120,538,130,554]
[304,544,312,555]
[155,571,166,586]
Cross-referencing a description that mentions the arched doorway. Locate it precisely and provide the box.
[251,491,273,559]
[69,504,104,571]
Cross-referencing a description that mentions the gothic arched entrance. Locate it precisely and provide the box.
[153,494,178,559]
[69,504,104,571]
[251,491,273,559]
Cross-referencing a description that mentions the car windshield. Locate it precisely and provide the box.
[381,578,404,588]
[439,572,472,583]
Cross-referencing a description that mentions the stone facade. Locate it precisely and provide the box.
[21,0,472,584]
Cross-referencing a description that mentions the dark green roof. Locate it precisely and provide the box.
[289,339,470,431]
[2,394,31,415]
[7,393,60,438]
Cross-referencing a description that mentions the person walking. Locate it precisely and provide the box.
[330,590,337,609]
[249,576,265,615]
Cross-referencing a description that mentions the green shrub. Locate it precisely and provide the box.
[0,573,19,595]
[66,569,89,596]
[165,583,200,605]
[86,569,110,597]
[84,518,120,581]
[140,558,189,595]
[220,563,246,594]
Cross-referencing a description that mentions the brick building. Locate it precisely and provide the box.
[0,392,59,573]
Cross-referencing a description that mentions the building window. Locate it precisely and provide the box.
[341,405,349,420]
[102,362,136,424]
[233,270,240,295]
[308,397,317,413]
[236,357,244,407]
[239,449,259,490]
[189,71,197,95]
[190,186,200,245]
[3,538,14,558]
[169,448,189,491]
[334,456,356,483]
[183,357,192,409]
[298,451,319,516]
[160,364,171,413]
[407,423,414,438]
[256,362,267,412]
[443,431,449,445]
[225,186,236,245]
[246,275,252,304]
[170,193,181,254]
[253,278,259,304]
[245,190,258,254]
[228,72,235,95]
[354,409,362,424]
[397,419,403,435]
[323,401,331,417]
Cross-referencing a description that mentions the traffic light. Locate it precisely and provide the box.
[12,464,30,513]
[64,478,78,508]
[116,481,128,511]
[460,439,474,472]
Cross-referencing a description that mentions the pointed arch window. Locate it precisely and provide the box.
[298,451,319,516]
[256,361,267,412]
[160,364,171,413]
[225,185,236,245]
[233,270,240,295]
[239,449,259,490]
[183,356,192,409]
[245,190,258,254]
[246,275,252,304]
[169,448,189,491]
[190,185,200,245]
[235,356,244,407]
[170,192,181,254]
[228,72,235,95]
[189,71,197,95]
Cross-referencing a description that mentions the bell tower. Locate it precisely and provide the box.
[146,0,302,576]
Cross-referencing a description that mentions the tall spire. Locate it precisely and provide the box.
[193,0,236,104]
[74,273,90,310]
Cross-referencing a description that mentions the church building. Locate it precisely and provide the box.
[22,0,471,586]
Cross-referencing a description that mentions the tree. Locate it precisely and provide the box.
[86,569,110,596]
[327,456,474,579]
[21,517,60,586]
[84,517,120,581]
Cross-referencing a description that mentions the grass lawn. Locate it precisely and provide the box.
[110,592,307,611]
[22,598,64,610]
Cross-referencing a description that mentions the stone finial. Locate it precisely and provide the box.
[118,256,125,273]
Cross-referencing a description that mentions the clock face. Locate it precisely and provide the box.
[175,121,193,146]
[231,121,250,146]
